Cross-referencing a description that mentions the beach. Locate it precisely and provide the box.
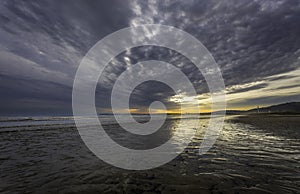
[0,115,299,193]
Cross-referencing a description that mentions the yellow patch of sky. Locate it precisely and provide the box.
[168,68,300,112]
[100,68,300,114]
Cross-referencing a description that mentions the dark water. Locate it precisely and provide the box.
[0,115,299,193]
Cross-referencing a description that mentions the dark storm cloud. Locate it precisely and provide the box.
[153,0,300,85]
[0,0,132,115]
[0,0,300,115]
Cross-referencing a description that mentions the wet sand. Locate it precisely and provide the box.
[0,115,299,193]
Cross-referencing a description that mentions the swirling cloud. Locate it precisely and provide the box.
[0,0,299,115]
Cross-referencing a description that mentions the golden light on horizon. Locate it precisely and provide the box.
[97,68,300,114]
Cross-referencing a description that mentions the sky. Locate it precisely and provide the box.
[0,0,300,116]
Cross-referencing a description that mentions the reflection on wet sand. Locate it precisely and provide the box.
[0,115,299,193]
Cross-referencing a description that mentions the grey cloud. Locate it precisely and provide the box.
[227,83,268,94]
[266,75,299,82]
[271,84,300,91]
[229,94,300,108]
[0,0,300,114]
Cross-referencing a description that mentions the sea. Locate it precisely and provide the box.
[0,115,299,193]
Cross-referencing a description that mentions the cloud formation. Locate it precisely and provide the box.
[0,0,299,115]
